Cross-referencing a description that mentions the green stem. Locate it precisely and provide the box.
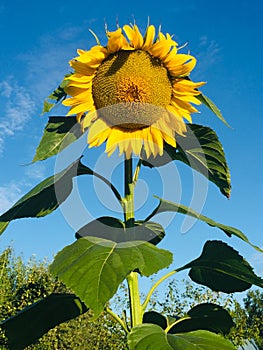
[124,157,134,227]
[106,307,129,334]
[126,272,143,326]
[124,156,143,327]
[142,270,178,312]
[133,158,142,185]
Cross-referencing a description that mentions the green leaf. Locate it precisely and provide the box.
[184,240,263,292]
[167,330,236,349]
[1,293,88,350]
[169,303,234,335]
[196,93,230,127]
[50,237,173,318]
[76,217,165,245]
[143,124,231,198]
[143,311,168,330]
[0,159,93,235]
[42,77,68,114]
[128,324,236,350]
[146,197,263,252]
[33,116,83,162]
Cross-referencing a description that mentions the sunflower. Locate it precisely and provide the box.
[63,24,205,158]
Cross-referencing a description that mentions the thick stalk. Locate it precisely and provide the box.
[124,156,143,327]
[124,157,134,227]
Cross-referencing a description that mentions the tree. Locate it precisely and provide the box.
[0,247,127,349]
[2,247,262,350]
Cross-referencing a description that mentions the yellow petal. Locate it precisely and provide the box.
[168,56,197,77]
[107,28,129,53]
[142,25,155,50]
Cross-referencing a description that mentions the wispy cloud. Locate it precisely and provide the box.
[18,23,98,102]
[250,250,263,276]
[0,182,22,213]
[0,161,47,215]
[0,78,36,154]
[195,36,222,78]
[24,162,46,182]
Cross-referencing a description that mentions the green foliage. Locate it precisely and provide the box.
[1,294,88,350]
[151,279,261,349]
[196,93,230,127]
[147,197,263,252]
[50,237,173,318]
[76,216,165,245]
[143,302,234,335]
[128,324,236,350]
[143,124,231,198]
[42,78,68,114]
[185,241,263,292]
[0,247,127,350]
[33,117,83,162]
[0,159,93,235]
[1,55,262,349]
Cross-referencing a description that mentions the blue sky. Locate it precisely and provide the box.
[0,0,262,303]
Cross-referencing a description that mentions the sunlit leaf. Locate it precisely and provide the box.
[143,124,231,198]
[127,324,236,350]
[50,237,173,318]
[183,240,263,292]
[42,77,68,114]
[1,293,88,350]
[33,116,83,162]
[146,197,263,252]
[0,159,92,235]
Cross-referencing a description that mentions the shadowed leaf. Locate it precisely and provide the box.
[143,311,167,330]
[183,240,263,292]
[42,78,68,114]
[146,197,262,252]
[0,293,88,350]
[76,217,165,245]
[169,303,234,335]
[0,159,93,235]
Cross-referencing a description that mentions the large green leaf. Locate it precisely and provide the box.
[76,216,165,245]
[146,197,263,252]
[168,303,234,335]
[50,237,173,318]
[33,116,83,162]
[143,124,231,198]
[183,240,263,293]
[1,293,88,350]
[127,324,236,350]
[0,159,92,235]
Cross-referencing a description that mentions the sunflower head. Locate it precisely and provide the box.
[63,23,205,158]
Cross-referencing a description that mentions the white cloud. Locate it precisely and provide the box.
[195,36,221,78]
[0,78,36,154]
[250,250,263,276]
[24,162,46,182]
[18,24,97,102]
[0,182,22,213]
